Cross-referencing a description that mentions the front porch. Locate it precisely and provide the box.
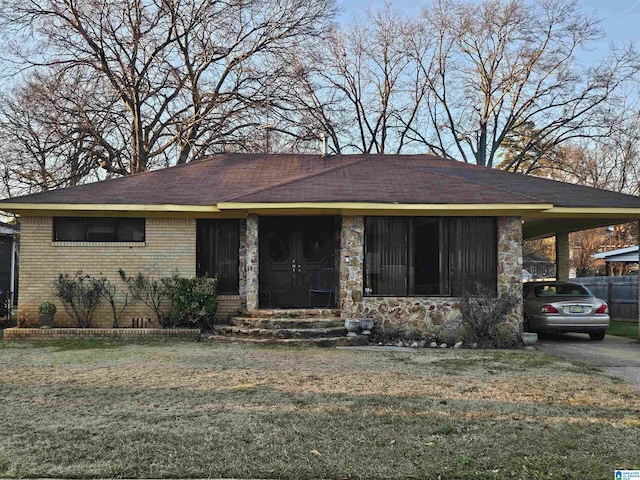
[234,214,524,338]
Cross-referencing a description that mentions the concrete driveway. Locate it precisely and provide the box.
[536,333,640,388]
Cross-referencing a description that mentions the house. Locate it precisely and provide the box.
[1,154,639,334]
[593,246,639,275]
[0,221,19,315]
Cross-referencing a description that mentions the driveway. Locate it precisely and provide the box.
[536,333,640,388]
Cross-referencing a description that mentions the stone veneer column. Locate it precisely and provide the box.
[555,231,570,281]
[245,214,259,312]
[497,217,524,329]
[339,216,364,320]
[238,219,248,312]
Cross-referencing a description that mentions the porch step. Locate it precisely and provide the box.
[219,325,346,339]
[207,335,368,348]
[212,309,357,347]
[247,308,341,319]
[231,317,344,329]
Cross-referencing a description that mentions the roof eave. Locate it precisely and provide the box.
[0,203,221,216]
[217,202,554,215]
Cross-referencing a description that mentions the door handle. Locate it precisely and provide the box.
[292,261,297,272]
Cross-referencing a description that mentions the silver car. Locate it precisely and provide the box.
[523,281,610,340]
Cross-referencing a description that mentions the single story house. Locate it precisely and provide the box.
[1,154,639,334]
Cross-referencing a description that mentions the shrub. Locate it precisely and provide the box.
[170,277,218,330]
[458,282,521,349]
[120,270,176,327]
[97,275,135,328]
[52,271,103,328]
[38,302,57,315]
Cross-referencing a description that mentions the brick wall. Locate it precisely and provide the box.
[18,216,197,328]
[556,231,570,281]
[217,295,241,323]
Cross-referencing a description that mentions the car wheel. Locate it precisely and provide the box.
[589,331,605,341]
[523,315,531,332]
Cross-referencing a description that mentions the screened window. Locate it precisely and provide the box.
[196,219,240,295]
[364,217,497,297]
[54,217,145,242]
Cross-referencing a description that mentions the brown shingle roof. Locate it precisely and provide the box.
[2,154,639,208]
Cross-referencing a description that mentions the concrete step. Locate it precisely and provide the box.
[219,325,346,339]
[247,308,341,319]
[206,335,368,348]
[231,317,344,329]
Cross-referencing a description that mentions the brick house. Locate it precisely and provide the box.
[1,154,639,334]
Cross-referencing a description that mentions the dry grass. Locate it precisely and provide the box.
[0,339,639,479]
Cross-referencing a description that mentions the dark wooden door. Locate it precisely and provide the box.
[260,217,335,308]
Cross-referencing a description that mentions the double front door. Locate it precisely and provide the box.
[259,216,336,308]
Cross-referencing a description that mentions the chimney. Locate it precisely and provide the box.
[320,133,327,157]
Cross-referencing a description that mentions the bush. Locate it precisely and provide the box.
[97,275,134,328]
[38,302,57,315]
[52,271,103,328]
[120,270,176,327]
[458,282,521,349]
[170,277,218,330]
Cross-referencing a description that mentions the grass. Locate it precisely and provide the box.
[608,320,639,340]
[0,340,639,479]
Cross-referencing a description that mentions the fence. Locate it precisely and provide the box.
[574,275,638,320]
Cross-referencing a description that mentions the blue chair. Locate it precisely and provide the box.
[309,267,336,307]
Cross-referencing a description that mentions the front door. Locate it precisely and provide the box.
[259,216,336,308]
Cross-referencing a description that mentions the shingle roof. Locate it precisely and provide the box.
[2,154,640,208]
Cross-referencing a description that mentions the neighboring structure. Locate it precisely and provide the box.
[0,221,19,311]
[593,246,639,275]
[1,154,639,334]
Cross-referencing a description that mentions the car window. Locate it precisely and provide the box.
[534,284,590,297]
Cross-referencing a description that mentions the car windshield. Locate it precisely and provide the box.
[534,284,590,297]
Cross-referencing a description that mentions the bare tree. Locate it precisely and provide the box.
[0,0,336,177]
[280,4,421,154]
[0,71,105,196]
[404,0,638,168]
[281,0,637,165]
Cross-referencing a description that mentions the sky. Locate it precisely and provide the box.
[339,0,640,64]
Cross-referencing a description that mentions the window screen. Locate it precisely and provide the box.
[196,219,240,295]
[364,217,496,297]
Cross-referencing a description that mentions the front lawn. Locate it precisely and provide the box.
[0,340,639,479]
[608,320,639,340]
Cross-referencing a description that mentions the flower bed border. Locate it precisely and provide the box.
[3,327,200,341]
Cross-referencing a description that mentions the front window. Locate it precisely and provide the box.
[54,217,145,242]
[364,217,497,297]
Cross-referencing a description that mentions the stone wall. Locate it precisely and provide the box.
[18,216,197,328]
[340,215,524,336]
[238,219,247,311]
[497,216,524,328]
[339,216,364,320]
[245,214,259,312]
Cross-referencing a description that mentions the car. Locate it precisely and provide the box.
[523,281,610,340]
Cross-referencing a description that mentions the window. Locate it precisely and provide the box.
[54,217,145,242]
[364,217,497,297]
[534,284,590,297]
[196,219,240,295]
